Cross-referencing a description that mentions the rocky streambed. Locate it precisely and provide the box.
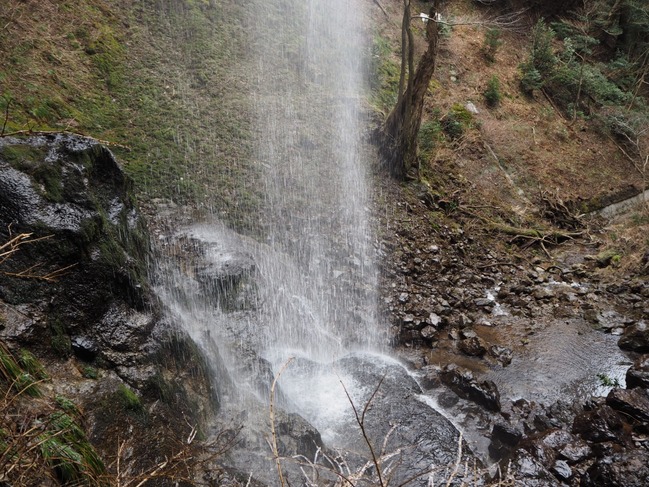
[378,179,649,486]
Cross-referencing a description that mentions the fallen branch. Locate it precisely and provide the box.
[3,262,77,282]
[340,374,387,487]
[372,0,390,20]
[269,357,294,487]
[487,221,582,243]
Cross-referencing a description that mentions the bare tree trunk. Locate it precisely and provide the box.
[380,0,441,179]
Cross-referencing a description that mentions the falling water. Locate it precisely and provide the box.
[251,0,378,359]
[246,0,386,439]
[152,1,467,481]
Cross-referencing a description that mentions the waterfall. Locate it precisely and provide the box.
[151,1,468,481]
[247,0,386,440]
[252,0,379,362]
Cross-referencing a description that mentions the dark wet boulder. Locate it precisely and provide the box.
[572,405,624,443]
[275,412,324,460]
[618,320,649,352]
[489,422,523,459]
[582,449,649,487]
[440,364,500,411]
[626,355,649,389]
[0,135,150,359]
[606,388,649,423]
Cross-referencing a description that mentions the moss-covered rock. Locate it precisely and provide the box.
[0,134,149,356]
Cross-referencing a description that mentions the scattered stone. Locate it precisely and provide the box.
[428,312,442,327]
[509,448,557,484]
[596,249,621,268]
[552,460,572,480]
[489,422,523,459]
[489,345,513,366]
[533,287,555,300]
[473,298,493,308]
[465,101,479,114]
[559,440,592,464]
[618,320,649,352]
[420,325,438,341]
[458,336,487,357]
[440,364,501,411]
[460,328,477,339]
[582,450,649,487]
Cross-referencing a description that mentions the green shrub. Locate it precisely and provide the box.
[19,350,48,380]
[81,365,99,379]
[482,28,502,63]
[40,410,106,483]
[519,20,556,93]
[484,75,502,107]
[442,104,473,139]
[418,118,443,159]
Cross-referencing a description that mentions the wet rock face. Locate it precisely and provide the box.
[0,135,150,363]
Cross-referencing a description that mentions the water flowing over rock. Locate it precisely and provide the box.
[0,134,215,476]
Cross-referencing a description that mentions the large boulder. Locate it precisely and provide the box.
[626,355,649,389]
[618,320,649,352]
[0,134,150,362]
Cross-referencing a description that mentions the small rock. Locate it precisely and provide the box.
[473,298,493,308]
[559,440,592,464]
[489,422,523,459]
[533,287,555,300]
[489,345,513,366]
[465,101,479,114]
[428,312,442,327]
[398,292,410,303]
[440,364,501,411]
[552,460,572,480]
[460,328,477,339]
[420,325,438,341]
[458,336,487,357]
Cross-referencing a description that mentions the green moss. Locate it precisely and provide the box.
[118,384,142,411]
[370,34,401,115]
[81,365,99,379]
[443,104,474,139]
[0,145,48,171]
[32,163,63,202]
[418,118,443,160]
